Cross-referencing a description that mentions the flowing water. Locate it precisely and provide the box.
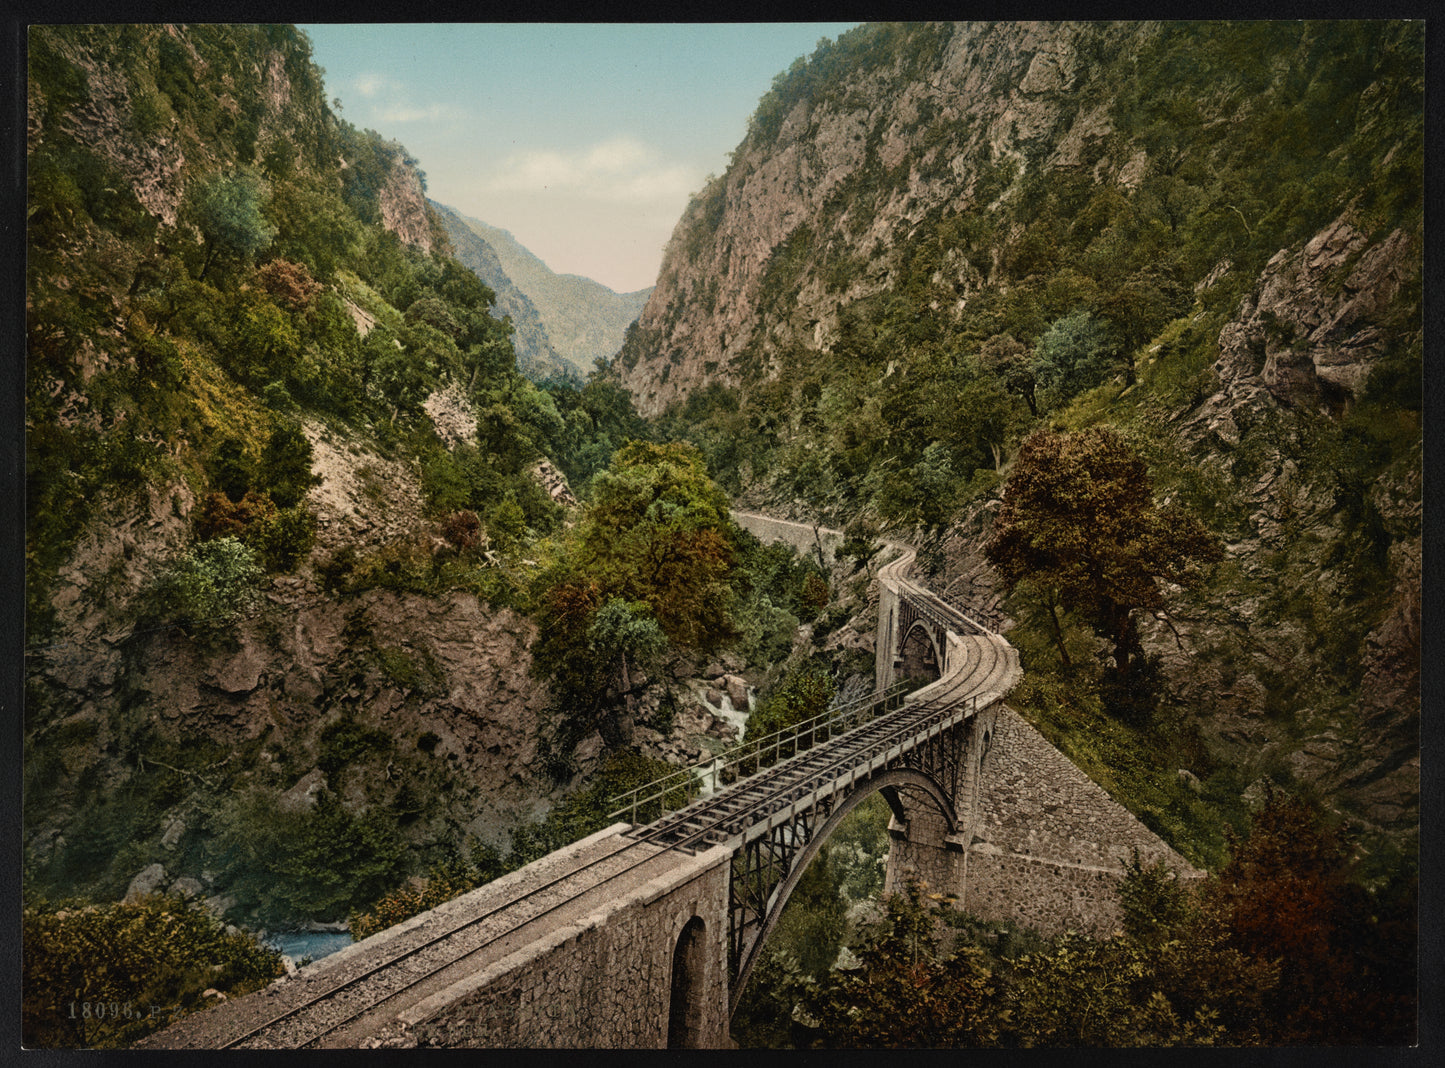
[693,682,752,798]
[268,929,353,964]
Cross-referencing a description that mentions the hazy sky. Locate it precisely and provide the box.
[299,23,861,293]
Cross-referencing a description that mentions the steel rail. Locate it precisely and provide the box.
[605,681,910,824]
[636,636,1010,853]
[213,788,774,1049]
[212,523,1016,1048]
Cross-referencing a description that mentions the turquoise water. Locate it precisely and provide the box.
[268,930,353,963]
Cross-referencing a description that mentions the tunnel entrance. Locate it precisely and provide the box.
[667,916,707,1048]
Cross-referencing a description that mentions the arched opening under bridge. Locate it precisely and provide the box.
[667,916,707,1048]
[898,620,943,685]
[730,766,957,1013]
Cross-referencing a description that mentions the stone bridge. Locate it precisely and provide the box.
[142,515,1199,1050]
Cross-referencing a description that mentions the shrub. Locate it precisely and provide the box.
[254,258,323,311]
[208,436,254,503]
[187,169,277,280]
[194,493,315,573]
[487,498,526,554]
[21,894,282,1048]
[154,537,263,630]
[348,860,482,942]
[316,546,358,592]
[193,490,277,543]
[254,506,317,572]
[258,422,321,509]
[439,509,482,551]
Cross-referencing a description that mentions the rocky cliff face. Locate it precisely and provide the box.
[616,21,1143,416]
[609,21,1422,845]
[429,201,572,381]
[454,212,652,375]
[377,156,433,254]
[1161,207,1422,832]
[28,25,332,225]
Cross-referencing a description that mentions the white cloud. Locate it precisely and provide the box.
[484,136,702,204]
[347,73,464,125]
[375,102,466,124]
[352,73,399,98]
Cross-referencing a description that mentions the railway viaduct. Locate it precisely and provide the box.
[141,514,1200,1050]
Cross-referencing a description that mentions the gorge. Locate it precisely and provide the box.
[22,20,1421,1049]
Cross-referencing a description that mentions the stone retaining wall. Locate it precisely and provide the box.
[731,511,842,569]
[887,704,1203,937]
[405,835,732,1048]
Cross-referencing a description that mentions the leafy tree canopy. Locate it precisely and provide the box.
[1031,309,1121,403]
[578,441,740,651]
[187,169,277,279]
[986,426,1222,681]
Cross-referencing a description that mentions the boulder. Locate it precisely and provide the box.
[171,877,204,898]
[723,675,750,710]
[124,863,168,902]
[277,768,327,813]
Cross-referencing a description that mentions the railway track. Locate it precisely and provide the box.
[145,816,719,1048]
[144,523,1017,1050]
[637,628,1015,853]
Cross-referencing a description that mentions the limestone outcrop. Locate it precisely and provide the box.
[615,22,1142,416]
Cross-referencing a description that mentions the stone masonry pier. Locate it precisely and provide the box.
[143,513,1201,1048]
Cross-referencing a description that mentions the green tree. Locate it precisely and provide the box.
[209,435,254,502]
[1031,309,1120,403]
[213,789,405,924]
[371,333,435,423]
[578,441,739,651]
[258,422,322,509]
[487,496,526,554]
[188,169,277,280]
[747,666,837,759]
[874,441,958,534]
[798,881,1000,1048]
[979,333,1037,418]
[531,580,667,754]
[986,427,1222,684]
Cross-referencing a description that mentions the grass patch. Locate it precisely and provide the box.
[1008,670,1239,871]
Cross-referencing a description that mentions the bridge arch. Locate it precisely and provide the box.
[898,619,944,682]
[667,915,708,1048]
[731,766,957,1011]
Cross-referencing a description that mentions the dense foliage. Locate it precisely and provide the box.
[24,23,632,938]
[527,441,748,762]
[25,24,573,645]
[348,750,685,939]
[987,427,1222,702]
[22,894,283,1049]
[738,791,1414,1048]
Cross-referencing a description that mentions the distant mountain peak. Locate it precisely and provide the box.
[434,205,653,375]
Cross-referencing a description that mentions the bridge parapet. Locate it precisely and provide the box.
[606,681,909,827]
[141,513,1199,1049]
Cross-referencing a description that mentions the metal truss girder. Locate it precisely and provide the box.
[727,764,960,1013]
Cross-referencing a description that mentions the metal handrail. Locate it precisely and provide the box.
[605,527,1005,827]
[605,681,910,825]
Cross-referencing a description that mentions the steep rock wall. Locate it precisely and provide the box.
[615,21,1141,415]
